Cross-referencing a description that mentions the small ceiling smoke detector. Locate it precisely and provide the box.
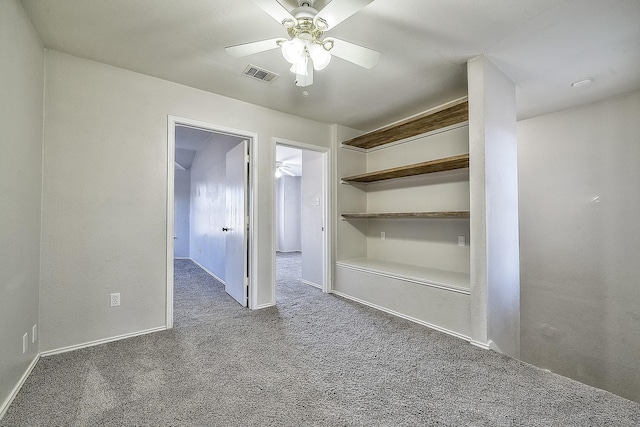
[571,78,593,88]
[242,64,279,83]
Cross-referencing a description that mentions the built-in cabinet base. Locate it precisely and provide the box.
[334,264,471,339]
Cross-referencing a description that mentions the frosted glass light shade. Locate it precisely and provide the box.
[281,38,304,64]
[290,57,309,76]
[309,44,331,70]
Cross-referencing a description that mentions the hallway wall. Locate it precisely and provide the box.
[276,176,302,253]
[189,136,243,280]
[301,150,324,286]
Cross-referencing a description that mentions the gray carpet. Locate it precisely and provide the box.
[2,252,639,426]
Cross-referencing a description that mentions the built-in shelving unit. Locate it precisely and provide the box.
[335,96,472,334]
[335,61,520,352]
[342,154,469,183]
[341,211,469,219]
[342,97,468,150]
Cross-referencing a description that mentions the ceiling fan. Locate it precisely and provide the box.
[275,161,297,178]
[225,0,380,87]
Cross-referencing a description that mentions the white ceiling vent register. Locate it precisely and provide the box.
[242,64,279,83]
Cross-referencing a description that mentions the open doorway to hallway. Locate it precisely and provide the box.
[274,141,330,303]
[167,116,256,328]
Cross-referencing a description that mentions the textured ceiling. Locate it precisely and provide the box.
[21,0,640,131]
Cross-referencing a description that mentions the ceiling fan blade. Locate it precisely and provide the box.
[252,0,297,26]
[315,0,374,30]
[280,167,296,176]
[225,38,286,58]
[327,37,380,69]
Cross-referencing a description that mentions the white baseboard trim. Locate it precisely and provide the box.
[0,354,40,420]
[470,340,491,350]
[254,302,275,309]
[329,290,472,343]
[190,258,225,285]
[39,326,167,358]
[174,257,190,260]
[300,279,322,289]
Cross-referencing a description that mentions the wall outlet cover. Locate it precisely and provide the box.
[110,293,121,307]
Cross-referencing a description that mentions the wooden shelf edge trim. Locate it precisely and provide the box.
[336,260,471,295]
[342,153,469,183]
[342,97,469,150]
[341,211,470,219]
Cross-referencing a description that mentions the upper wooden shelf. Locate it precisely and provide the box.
[342,153,469,183]
[342,97,469,150]
[342,211,470,219]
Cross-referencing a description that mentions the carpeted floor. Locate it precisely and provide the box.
[2,252,639,426]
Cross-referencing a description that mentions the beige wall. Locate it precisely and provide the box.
[0,0,44,412]
[518,89,640,402]
[40,50,332,352]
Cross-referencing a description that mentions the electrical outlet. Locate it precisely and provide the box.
[381,231,385,240]
[22,333,28,354]
[458,235,466,247]
[110,293,121,307]
[32,324,37,343]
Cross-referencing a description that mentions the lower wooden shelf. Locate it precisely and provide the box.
[336,258,470,294]
[341,211,469,219]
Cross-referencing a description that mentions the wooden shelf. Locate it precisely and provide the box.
[342,97,468,150]
[342,154,469,183]
[336,258,470,294]
[341,211,469,219]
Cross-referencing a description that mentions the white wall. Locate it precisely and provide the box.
[0,0,44,413]
[276,176,302,252]
[301,150,324,285]
[518,89,640,403]
[173,168,191,258]
[39,50,332,351]
[190,136,242,279]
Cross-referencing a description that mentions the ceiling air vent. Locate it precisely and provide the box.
[242,64,279,83]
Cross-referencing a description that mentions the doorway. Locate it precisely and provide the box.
[273,139,330,302]
[167,116,257,328]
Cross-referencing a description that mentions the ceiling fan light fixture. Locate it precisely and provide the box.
[282,18,296,29]
[281,38,305,64]
[290,56,309,75]
[309,43,331,70]
[314,17,328,31]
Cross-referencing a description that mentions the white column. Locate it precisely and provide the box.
[468,56,520,357]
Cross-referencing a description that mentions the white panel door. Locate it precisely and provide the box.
[224,141,248,306]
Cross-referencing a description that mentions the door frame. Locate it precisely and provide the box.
[167,115,258,328]
[272,137,332,299]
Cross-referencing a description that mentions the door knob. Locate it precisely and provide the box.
[222,227,229,232]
